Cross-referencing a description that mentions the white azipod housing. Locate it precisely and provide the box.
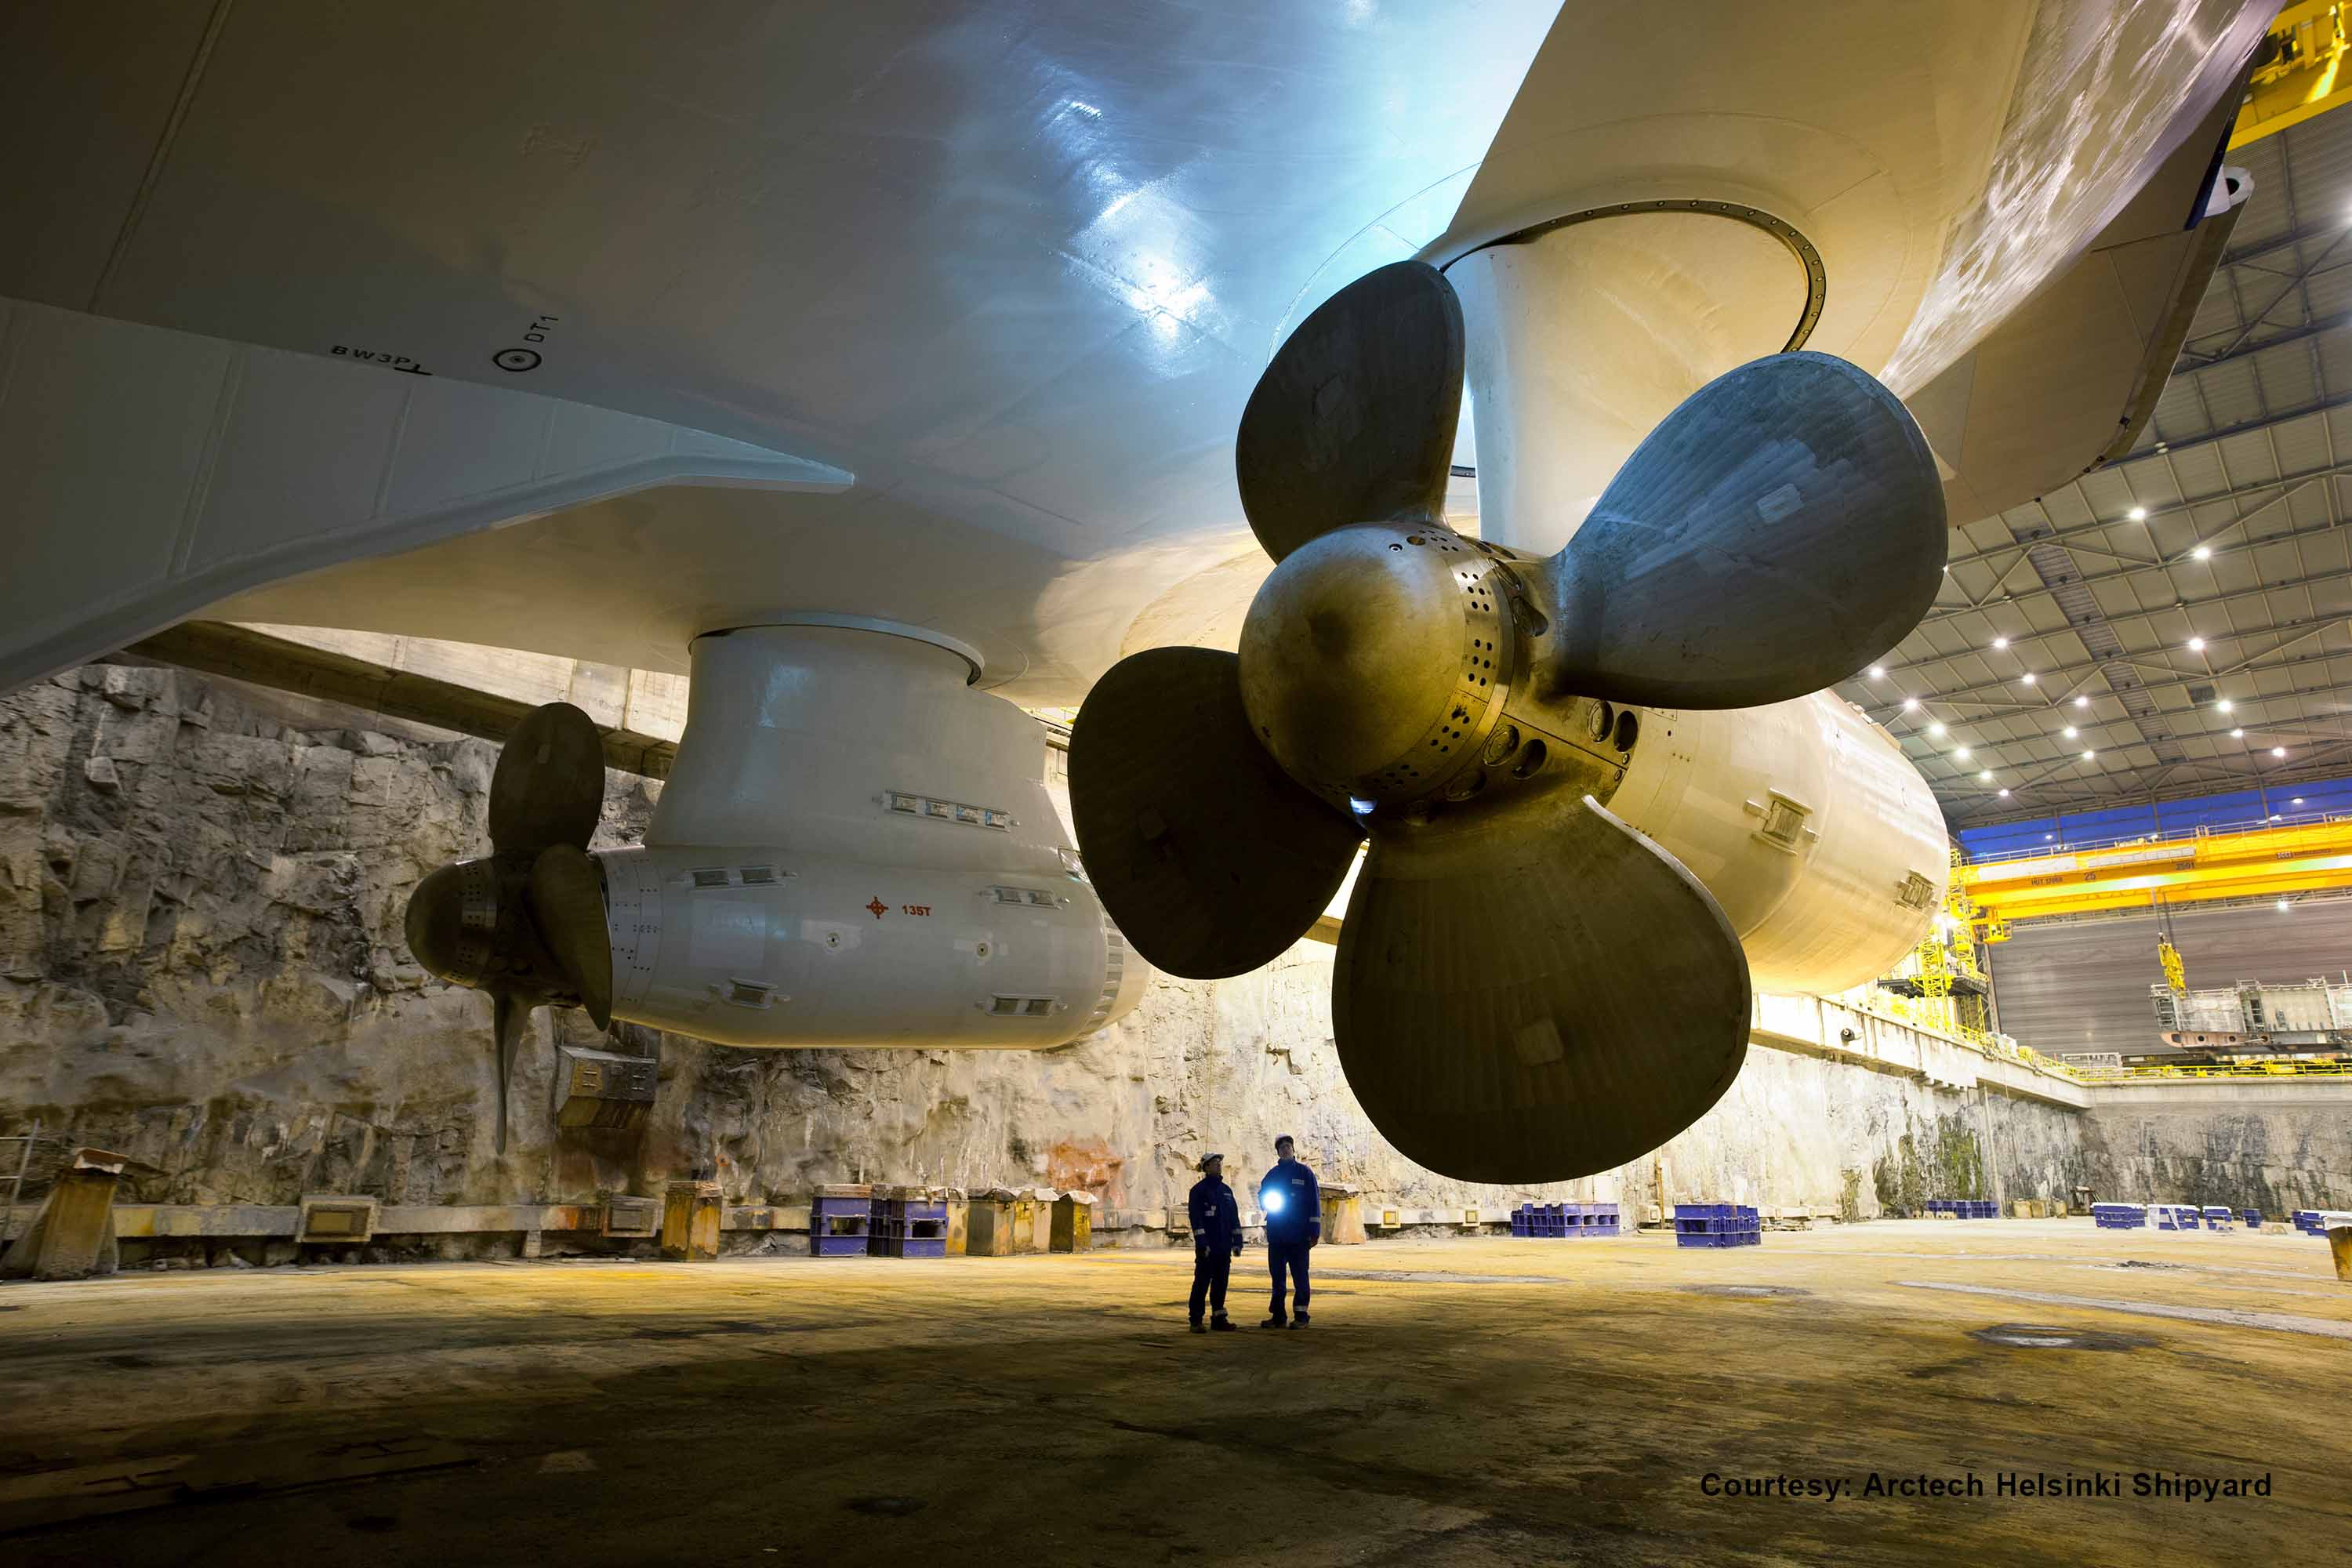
[598,622,1146,1048]
[1610,691,1950,996]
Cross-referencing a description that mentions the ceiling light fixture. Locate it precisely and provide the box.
[2020,673,2037,685]
[1976,769,1991,781]
[1991,636,2009,650]
[2127,506,2147,521]
[2231,728,2245,739]
[1928,721,1946,737]
[2073,695,2089,708]
[1902,697,1919,711]
[1998,787,2010,797]
[2216,699,2233,713]
[2192,545,2211,561]
[2063,726,2078,739]
[2273,746,2287,758]
[2187,637,2205,652]
[1955,746,1972,760]
[2081,750,2096,761]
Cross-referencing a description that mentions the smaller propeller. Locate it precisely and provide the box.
[405,702,614,1152]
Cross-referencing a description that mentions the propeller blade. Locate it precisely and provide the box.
[1069,646,1364,979]
[1236,260,1465,563]
[531,844,613,1029]
[488,702,606,858]
[1333,793,1750,1184]
[490,989,535,1156]
[1539,351,1945,710]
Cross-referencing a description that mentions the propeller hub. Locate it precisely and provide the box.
[405,858,499,989]
[1239,524,1510,798]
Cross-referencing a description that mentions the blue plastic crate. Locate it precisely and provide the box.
[1673,1200,1759,1242]
[2293,1210,2323,1234]
[2242,1209,2262,1228]
[1675,1229,1762,1248]
[811,1200,873,1258]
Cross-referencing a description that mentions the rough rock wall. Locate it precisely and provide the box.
[3,662,2084,1223]
[1632,1044,2085,1219]
[2077,1092,2352,1212]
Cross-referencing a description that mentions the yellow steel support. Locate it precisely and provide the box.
[1942,847,1989,981]
[1911,913,1958,1036]
[2231,2,2352,149]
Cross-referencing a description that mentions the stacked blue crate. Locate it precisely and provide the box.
[811,1184,873,1258]
[2091,1203,2147,1229]
[2153,1203,2201,1230]
[2200,1206,2235,1232]
[2241,1209,2263,1228]
[1513,1201,1624,1239]
[887,1190,949,1258]
[1673,1203,1760,1247]
[2293,1210,2324,1235]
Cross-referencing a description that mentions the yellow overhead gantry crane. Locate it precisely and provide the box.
[1956,816,2352,921]
[2231,2,2352,148]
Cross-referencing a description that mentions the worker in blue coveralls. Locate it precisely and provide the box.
[1187,1152,1244,1333]
[1258,1134,1320,1329]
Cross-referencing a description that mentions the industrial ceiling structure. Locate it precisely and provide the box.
[1841,107,2352,829]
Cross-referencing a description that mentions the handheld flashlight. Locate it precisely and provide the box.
[1262,1190,1285,1214]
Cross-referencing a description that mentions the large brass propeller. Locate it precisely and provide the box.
[404,701,614,1152]
[1071,260,1946,1181]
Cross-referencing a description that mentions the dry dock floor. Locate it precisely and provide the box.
[1,1219,2344,1565]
